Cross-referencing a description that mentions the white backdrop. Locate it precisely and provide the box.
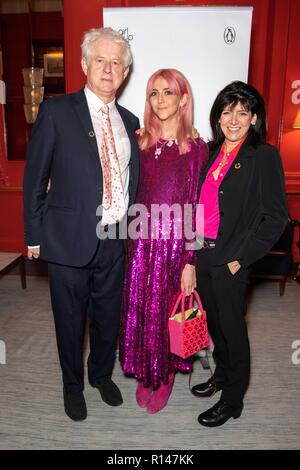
[104,7,253,141]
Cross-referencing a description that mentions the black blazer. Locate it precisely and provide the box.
[23,88,140,267]
[198,134,288,268]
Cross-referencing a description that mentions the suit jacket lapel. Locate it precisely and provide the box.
[72,88,100,162]
[115,102,135,160]
[222,135,254,183]
[72,92,136,164]
[71,93,139,206]
[197,134,255,197]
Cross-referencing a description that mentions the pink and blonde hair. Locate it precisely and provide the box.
[138,68,194,155]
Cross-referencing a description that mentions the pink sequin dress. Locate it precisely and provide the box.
[119,138,208,388]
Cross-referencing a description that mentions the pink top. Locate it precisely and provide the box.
[196,137,246,239]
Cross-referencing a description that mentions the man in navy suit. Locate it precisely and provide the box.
[23,27,140,421]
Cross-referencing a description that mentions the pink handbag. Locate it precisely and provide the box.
[168,290,209,359]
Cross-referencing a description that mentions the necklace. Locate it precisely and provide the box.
[154,138,176,158]
[218,154,229,168]
[219,143,234,168]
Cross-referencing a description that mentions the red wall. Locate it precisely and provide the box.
[0,10,64,253]
[279,0,300,261]
[0,0,299,261]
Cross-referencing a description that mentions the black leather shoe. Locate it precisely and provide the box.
[191,376,224,398]
[63,389,87,421]
[93,378,123,406]
[197,399,243,427]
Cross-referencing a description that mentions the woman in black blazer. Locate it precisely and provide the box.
[192,81,288,427]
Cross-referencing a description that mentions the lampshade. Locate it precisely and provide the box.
[22,67,44,124]
[293,109,300,129]
[22,67,44,86]
[23,86,44,104]
[23,104,40,124]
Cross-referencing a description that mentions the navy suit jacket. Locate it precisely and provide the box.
[197,133,288,268]
[23,88,140,267]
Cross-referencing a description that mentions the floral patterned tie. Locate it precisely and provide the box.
[100,105,125,221]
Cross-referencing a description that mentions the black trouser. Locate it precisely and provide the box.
[48,237,125,393]
[196,248,251,408]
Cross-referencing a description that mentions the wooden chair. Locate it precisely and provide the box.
[251,220,294,296]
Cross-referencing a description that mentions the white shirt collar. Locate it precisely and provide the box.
[84,86,116,112]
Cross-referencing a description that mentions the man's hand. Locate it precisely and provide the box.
[46,179,51,193]
[136,127,145,136]
[27,247,40,260]
[181,264,196,296]
[227,260,241,275]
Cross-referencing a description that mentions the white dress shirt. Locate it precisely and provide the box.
[84,86,131,225]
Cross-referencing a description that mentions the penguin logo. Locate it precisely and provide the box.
[224,27,236,45]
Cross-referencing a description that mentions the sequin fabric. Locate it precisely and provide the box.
[119,138,208,388]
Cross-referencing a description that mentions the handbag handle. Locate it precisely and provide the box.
[170,290,204,322]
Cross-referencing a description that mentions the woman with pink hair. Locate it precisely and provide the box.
[119,69,208,413]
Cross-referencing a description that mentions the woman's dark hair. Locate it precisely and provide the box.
[209,80,267,151]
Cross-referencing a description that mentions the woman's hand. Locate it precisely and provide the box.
[227,260,241,275]
[192,128,200,139]
[136,128,145,136]
[181,264,196,296]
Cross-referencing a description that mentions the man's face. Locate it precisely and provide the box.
[81,38,129,103]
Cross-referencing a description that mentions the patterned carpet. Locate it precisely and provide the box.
[0,276,299,450]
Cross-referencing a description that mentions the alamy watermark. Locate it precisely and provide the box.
[291,340,300,365]
[96,203,205,250]
[0,339,6,365]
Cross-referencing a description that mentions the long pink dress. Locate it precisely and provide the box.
[119,138,208,388]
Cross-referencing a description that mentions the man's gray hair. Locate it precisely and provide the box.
[81,27,133,68]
